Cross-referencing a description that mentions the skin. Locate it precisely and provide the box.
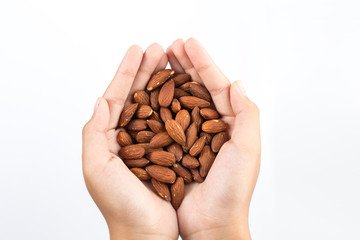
[82,38,260,240]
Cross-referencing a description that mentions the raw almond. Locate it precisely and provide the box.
[135,105,153,118]
[190,168,204,183]
[172,163,192,184]
[147,69,175,91]
[189,135,206,156]
[179,96,211,109]
[200,108,220,120]
[133,90,150,105]
[167,143,183,162]
[149,110,162,122]
[146,165,176,184]
[117,131,133,147]
[159,79,175,107]
[126,119,148,131]
[118,103,138,127]
[184,122,198,152]
[150,88,160,111]
[200,132,212,145]
[182,154,200,168]
[151,178,171,201]
[146,119,165,133]
[171,177,184,209]
[118,144,145,160]
[160,107,172,123]
[123,158,149,168]
[202,120,228,133]
[173,73,191,87]
[179,81,199,92]
[211,132,229,152]
[135,131,155,143]
[171,98,181,113]
[165,119,186,146]
[189,83,211,102]
[191,106,203,132]
[175,109,191,131]
[174,88,191,98]
[130,168,151,181]
[137,143,163,154]
[148,151,176,166]
[149,132,174,148]
[128,131,138,139]
[199,145,216,177]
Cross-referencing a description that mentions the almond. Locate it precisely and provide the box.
[146,119,165,133]
[146,165,176,184]
[189,135,206,156]
[118,103,138,127]
[159,79,175,107]
[135,105,153,118]
[149,110,162,122]
[137,143,163,154]
[172,163,192,184]
[118,144,145,160]
[135,131,155,143]
[182,154,200,168]
[151,178,171,201]
[190,168,204,183]
[133,90,150,105]
[116,131,133,147]
[150,88,160,111]
[174,88,191,98]
[167,143,183,162]
[179,81,199,92]
[171,98,181,113]
[160,107,172,123]
[173,73,191,87]
[149,132,174,148]
[126,119,147,131]
[211,132,229,152]
[171,177,184,209]
[175,109,191,131]
[200,132,212,145]
[148,151,176,166]
[147,69,175,91]
[128,131,138,139]
[202,120,228,133]
[191,106,203,132]
[189,83,211,102]
[130,168,151,181]
[200,108,220,120]
[179,96,211,109]
[165,119,186,146]
[123,158,149,168]
[184,123,197,152]
[199,145,216,177]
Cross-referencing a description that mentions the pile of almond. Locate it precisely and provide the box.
[117,69,229,209]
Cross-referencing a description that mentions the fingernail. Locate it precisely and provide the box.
[235,81,247,96]
[94,97,102,113]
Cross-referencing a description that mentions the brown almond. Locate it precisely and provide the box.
[175,109,191,131]
[128,131,138,139]
[123,158,149,168]
[149,110,162,122]
[165,119,186,146]
[172,163,192,184]
[160,107,172,123]
[126,119,147,131]
[135,131,155,143]
[171,177,184,209]
[151,178,171,201]
[147,69,175,91]
[135,105,153,118]
[211,132,229,152]
[200,108,220,120]
[174,88,191,98]
[159,79,175,107]
[179,81,199,92]
[189,135,206,156]
[137,143,163,154]
[150,88,160,111]
[171,98,181,113]
[116,131,133,147]
[173,73,191,87]
[184,123,198,152]
[133,90,150,105]
[118,103,138,127]
[146,165,176,184]
[202,120,228,133]
[190,168,204,183]
[130,168,150,181]
[167,143,183,162]
[200,132,212,145]
[191,106,203,132]
[146,119,165,133]
[199,145,216,177]
[182,154,200,168]
[179,96,211,109]
[189,84,211,102]
[148,151,176,166]
[149,132,174,148]
[118,144,145,160]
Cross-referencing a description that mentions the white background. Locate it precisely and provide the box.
[1,0,359,239]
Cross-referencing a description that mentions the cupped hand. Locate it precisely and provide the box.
[167,38,261,240]
[82,44,178,240]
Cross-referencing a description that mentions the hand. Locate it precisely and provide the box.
[167,38,261,240]
[82,44,178,240]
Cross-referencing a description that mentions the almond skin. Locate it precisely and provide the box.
[135,131,155,143]
[165,119,186,146]
[191,106,203,132]
[173,73,191,87]
[167,143,183,162]
[182,154,200,168]
[160,107,172,123]
[189,135,206,156]
[128,131,138,139]
[135,105,153,118]
[200,108,220,120]
[174,88,191,98]
[189,83,211,102]
[171,177,184,209]
[118,144,145,160]
[118,103,138,127]
[148,151,176,166]
[151,178,171,201]
[149,132,174,148]
[175,109,191,131]
[146,165,176,184]
[179,96,210,109]
[123,158,149,168]
[146,119,165,133]
[202,120,228,133]
[171,98,181,113]
[179,81,199,92]
[126,119,148,131]
[137,143,163,154]
[150,88,160,111]
[149,110,162,122]
[185,123,198,152]
[130,168,151,181]
[147,69,175,91]
[199,145,216,177]
[211,132,229,152]
[172,163,192,184]
[133,90,150,105]
[117,131,133,147]
[190,168,204,183]
[200,132,212,145]
[159,79,175,107]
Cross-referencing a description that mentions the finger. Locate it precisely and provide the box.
[169,39,202,83]
[154,52,169,73]
[184,38,233,117]
[166,46,184,73]
[103,45,143,129]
